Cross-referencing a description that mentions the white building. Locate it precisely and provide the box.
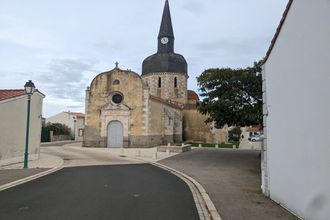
[0,89,45,166]
[262,0,330,219]
[46,112,85,141]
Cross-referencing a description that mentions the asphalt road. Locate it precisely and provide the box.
[0,164,199,220]
[160,148,298,220]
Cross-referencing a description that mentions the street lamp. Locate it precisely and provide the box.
[23,80,35,169]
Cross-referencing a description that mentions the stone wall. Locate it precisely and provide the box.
[50,133,71,142]
[182,109,227,144]
[142,72,188,104]
[149,99,183,145]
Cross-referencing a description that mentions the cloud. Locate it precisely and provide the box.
[92,41,125,53]
[36,58,98,103]
[183,1,206,13]
[0,15,58,50]
[194,36,270,58]
[0,0,288,117]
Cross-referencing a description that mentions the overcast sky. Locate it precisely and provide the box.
[0,0,288,117]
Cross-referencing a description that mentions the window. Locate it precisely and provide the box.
[113,80,120,85]
[158,77,162,88]
[111,92,123,104]
[174,77,177,88]
[78,129,84,137]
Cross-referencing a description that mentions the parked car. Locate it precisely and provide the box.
[248,134,264,142]
[249,136,260,142]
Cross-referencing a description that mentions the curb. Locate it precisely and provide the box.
[152,162,222,220]
[0,156,64,192]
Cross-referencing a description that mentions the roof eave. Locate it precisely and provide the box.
[262,0,294,64]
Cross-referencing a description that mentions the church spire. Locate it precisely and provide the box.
[158,0,174,39]
[142,0,187,75]
[158,0,174,53]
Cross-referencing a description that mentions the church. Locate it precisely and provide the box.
[83,0,227,148]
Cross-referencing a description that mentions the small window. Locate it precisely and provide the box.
[113,80,120,85]
[174,77,177,88]
[158,77,162,88]
[78,129,84,137]
[112,93,123,104]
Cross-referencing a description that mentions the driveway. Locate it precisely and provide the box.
[160,148,298,220]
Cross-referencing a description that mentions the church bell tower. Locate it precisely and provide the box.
[142,0,188,104]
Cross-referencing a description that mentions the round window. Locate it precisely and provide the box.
[112,93,123,104]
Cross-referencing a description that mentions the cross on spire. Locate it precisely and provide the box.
[115,62,119,68]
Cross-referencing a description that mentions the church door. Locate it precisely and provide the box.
[107,121,123,148]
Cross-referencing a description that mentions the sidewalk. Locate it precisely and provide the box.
[60,141,180,164]
[41,140,79,147]
[0,153,64,190]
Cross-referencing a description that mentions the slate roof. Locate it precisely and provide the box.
[158,0,174,39]
[263,0,294,63]
[0,89,26,101]
[142,53,187,75]
[142,0,187,75]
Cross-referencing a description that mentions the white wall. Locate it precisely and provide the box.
[263,0,330,219]
[0,93,44,166]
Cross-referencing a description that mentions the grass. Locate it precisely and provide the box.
[189,141,240,149]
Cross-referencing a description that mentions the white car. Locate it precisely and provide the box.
[249,134,264,142]
[249,136,260,142]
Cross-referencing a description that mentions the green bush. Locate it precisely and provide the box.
[43,123,70,135]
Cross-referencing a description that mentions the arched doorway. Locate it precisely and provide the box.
[107,121,123,148]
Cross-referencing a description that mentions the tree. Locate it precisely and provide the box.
[197,61,263,128]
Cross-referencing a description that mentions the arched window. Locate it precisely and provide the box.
[158,77,162,88]
[113,80,120,85]
[174,77,177,88]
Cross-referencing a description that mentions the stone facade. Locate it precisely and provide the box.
[182,94,228,144]
[84,68,184,148]
[142,72,188,104]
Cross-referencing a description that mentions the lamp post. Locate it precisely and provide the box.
[23,80,35,169]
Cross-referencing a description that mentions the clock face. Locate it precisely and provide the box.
[161,37,169,44]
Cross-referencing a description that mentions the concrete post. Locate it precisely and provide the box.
[50,131,54,142]
[153,152,158,160]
